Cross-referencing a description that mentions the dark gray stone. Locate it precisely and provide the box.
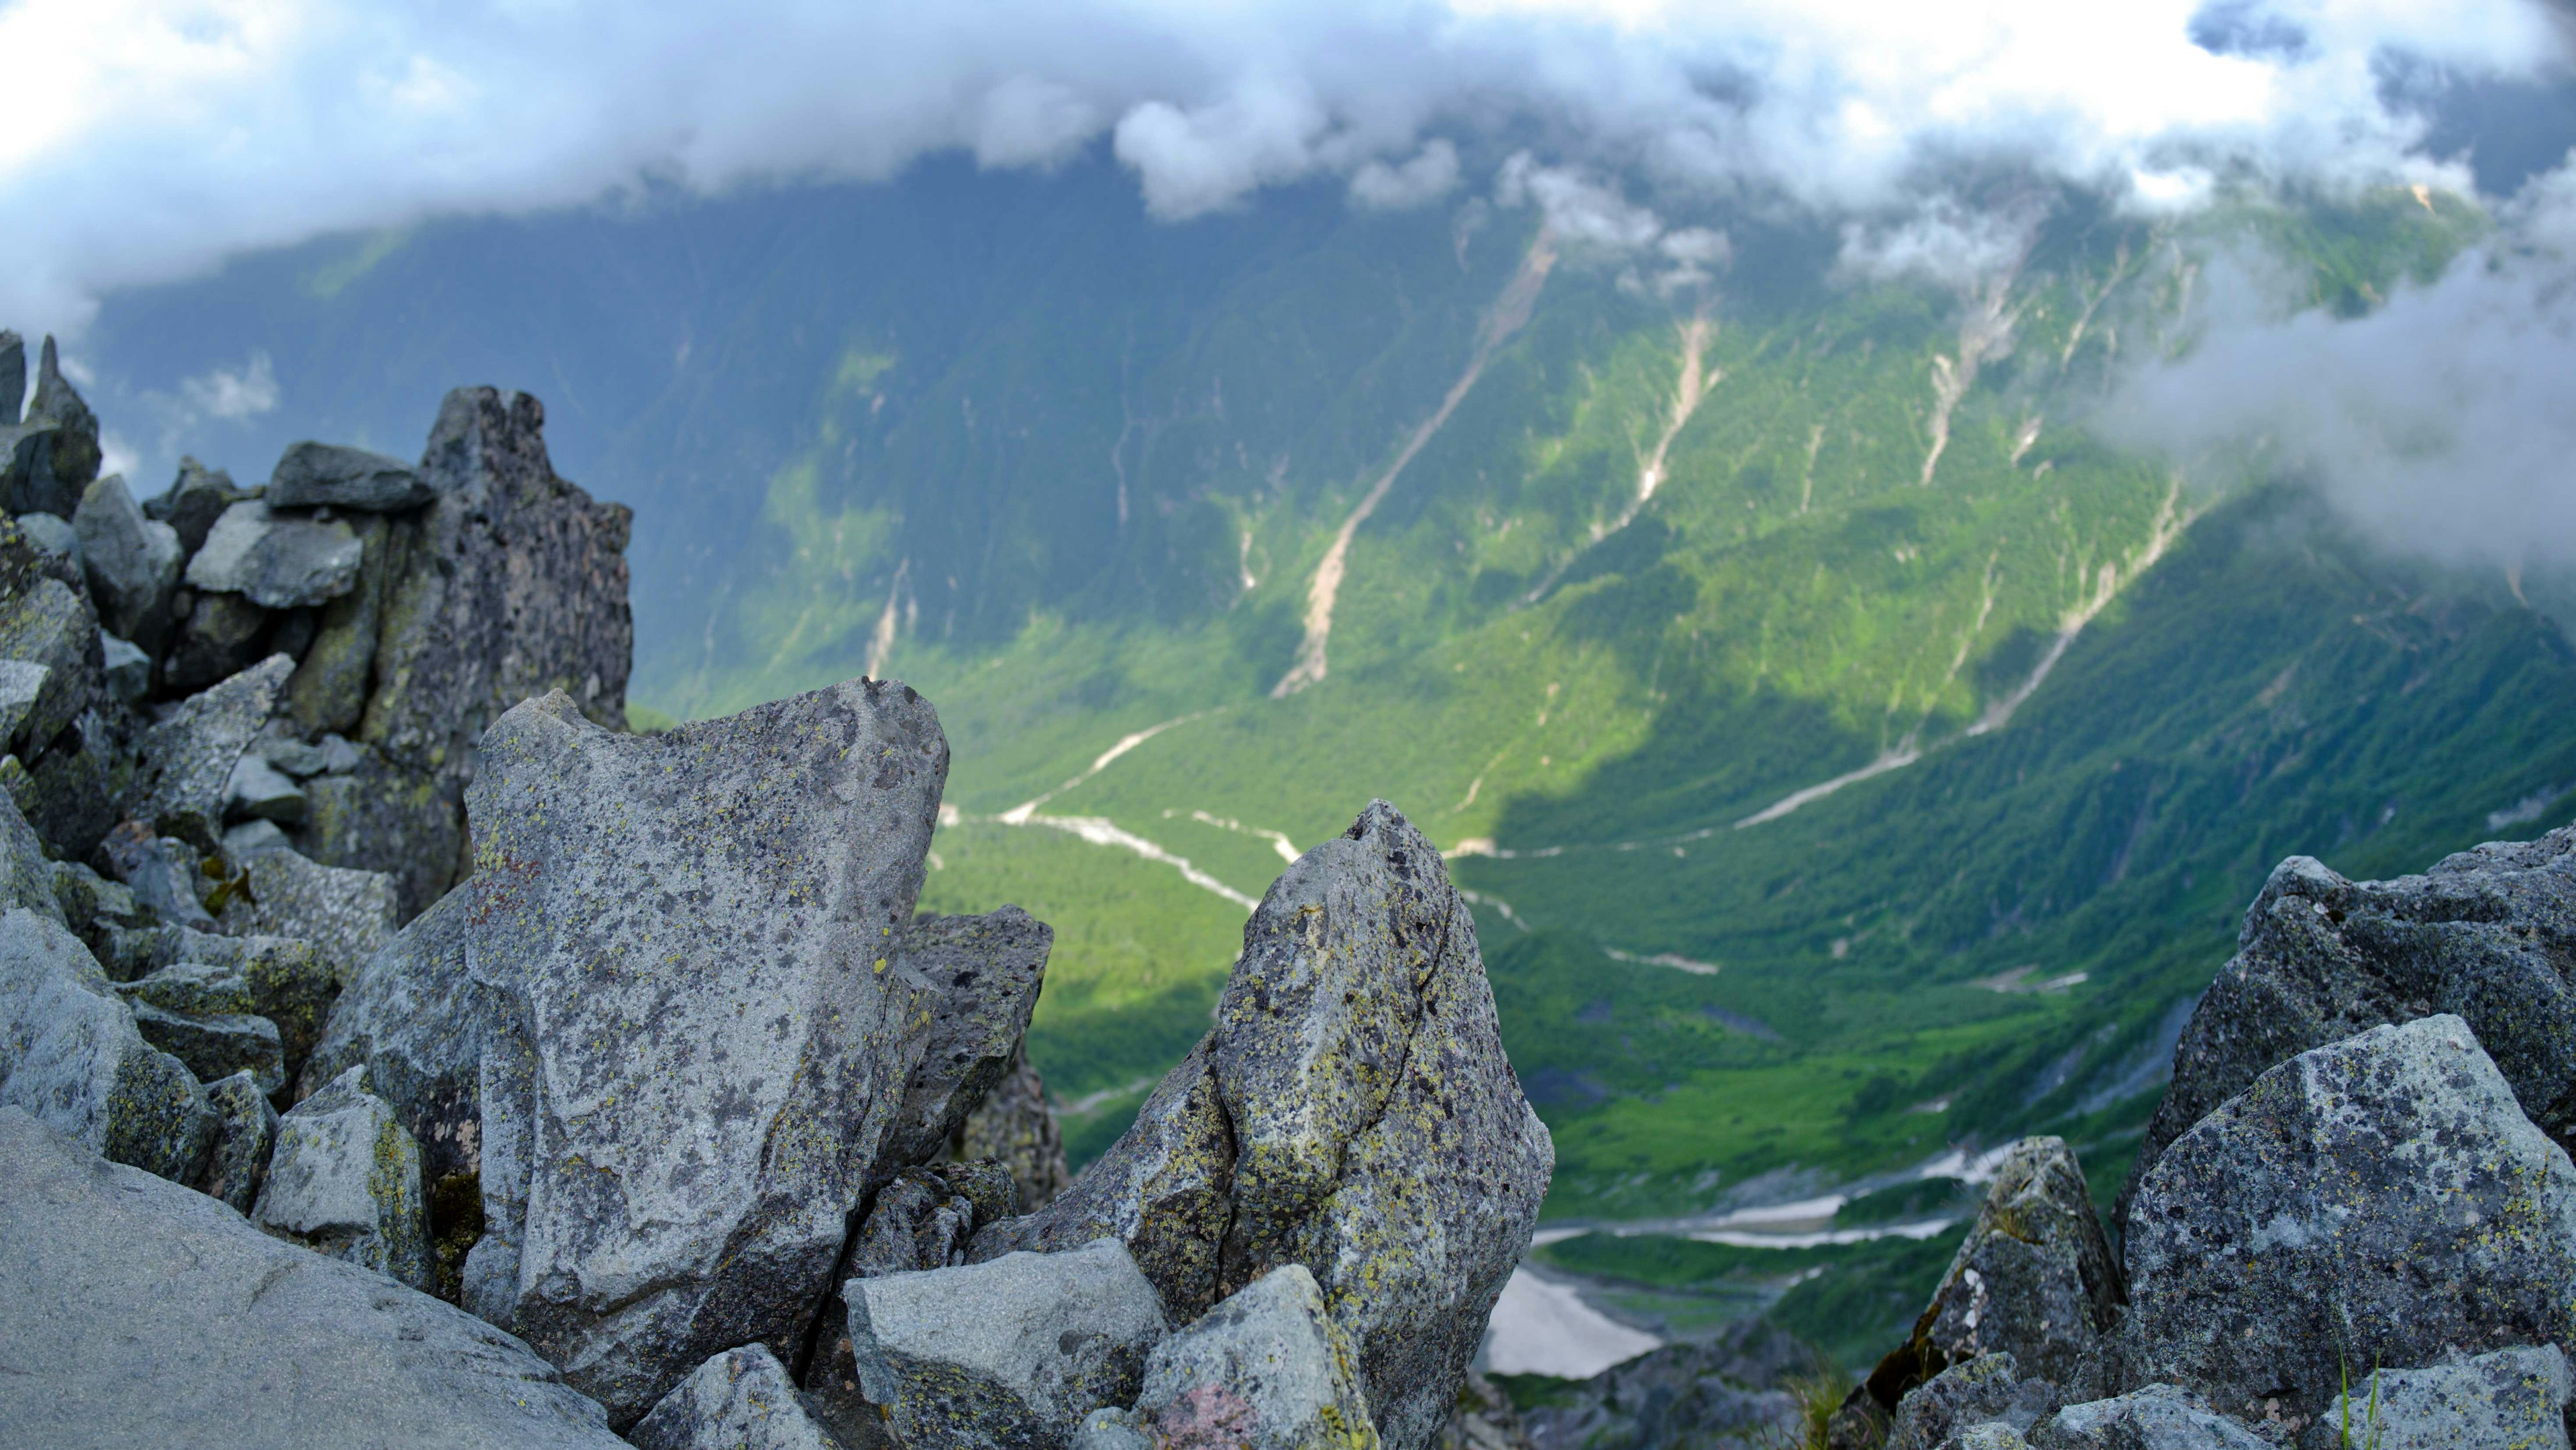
[2124,829,2576,1234]
[0,907,210,1182]
[99,633,148,702]
[184,499,362,609]
[0,1105,624,1449]
[146,456,258,556]
[955,1042,1073,1211]
[1512,1318,1808,1450]
[225,752,305,823]
[0,657,46,743]
[1908,1138,2122,1396]
[129,653,292,843]
[301,886,482,1178]
[0,329,19,428]
[229,846,395,992]
[2031,1385,2269,1449]
[0,515,104,759]
[2,338,102,517]
[117,935,337,1078]
[1890,1355,2059,1450]
[254,1063,433,1290]
[974,801,1553,1450]
[15,509,78,558]
[806,1159,1022,1439]
[629,1345,847,1450]
[97,823,218,930]
[847,1237,1168,1450]
[269,440,433,513]
[880,906,1051,1170]
[49,860,144,953]
[2123,1015,2576,1430]
[0,785,64,925]
[462,679,945,1426]
[2297,1345,2571,1450]
[72,474,182,651]
[195,1068,278,1212]
[16,707,137,862]
[128,997,286,1096]
[282,513,386,737]
[162,588,271,694]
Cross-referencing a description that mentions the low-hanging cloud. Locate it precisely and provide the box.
[2101,162,2576,568]
[1,0,2569,333]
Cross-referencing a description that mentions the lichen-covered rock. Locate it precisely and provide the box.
[2123,1015,2576,1429]
[0,1105,625,1449]
[975,801,1552,1450]
[72,473,182,652]
[807,1160,1024,1437]
[880,907,1051,1170]
[1,337,102,517]
[195,1068,279,1212]
[0,786,65,924]
[98,633,148,701]
[2123,831,2576,1234]
[230,846,395,990]
[1124,1263,1381,1450]
[1890,1355,2058,1450]
[2030,1385,2267,1449]
[97,822,219,929]
[16,707,138,860]
[629,1345,847,1450]
[0,515,104,759]
[130,933,336,1070]
[0,907,209,1181]
[127,997,286,1096]
[1512,1318,1806,1450]
[254,1063,433,1289]
[0,657,48,744]
[129,654,293,844]
[463,680,944,1425]
[146,456,258,556]
[316,388,630,919]
[162,589,271,694]
[184,499,363,609]
[301,886,482,1176]
[268,440,433,513]
[2296,1345,2571,1450]
[847,1238,1168,1449]
[957,1042,1074,1212]
[1896,1139,2122,1398]
[282,513,388,736]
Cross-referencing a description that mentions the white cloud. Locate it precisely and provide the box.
[178,352,278,421]
[0,1,2569,332]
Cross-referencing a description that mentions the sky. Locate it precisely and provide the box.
[5,0,2576,562]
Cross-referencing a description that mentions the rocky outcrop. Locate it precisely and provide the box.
[973,801,1553,1450]
[881,906,1051,1169]
[2,336,102,518]
[268,441,434,513]
[2123,1014,2576,1428]
[2121,830,2576,1233]
[0,1106,625,1449]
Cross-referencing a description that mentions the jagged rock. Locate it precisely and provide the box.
[146,456,258,555]
[127,997,286,1096]
[116,935,337,1074]
[270,440,435,513]
[1,337,102,517]
[15,509,78,558]
[880,907,1051,1169]
[72,474,182,651]
[309,388,630,919]
[1122,1263,1381,1450]
[231,847,395,989]
[49,860,144,952]
[0,907,210,1180]
[129,653,292,843]
[807,1160,1023,1437]
[2123,831,2576,1234]
[846,1237,1168,1449]
[0,657,46,743]
[97,822,219,929]
[163,589,271,693]
[957,1041,1074,1211]
[256,726,362,779]
[254,1063,433,1290]
[222,817,291,858]
[2123,1015,2576,1429]
[0,515,103,758]
[283,512,387,736]
[183,499,363,609]
[0,1106,625,1448]
[225,752,305,822]
[99,632,148,701]
[2296,1345,2571,1450]
[0,786,63,923]
[301,885,482,1176]
[629,1345,847,1450]
[195,1068,278,1212]
[462,680,944,1425]
[1890,1355,2059,1450]
[974,801,1553,1450]
[16,707,136,860]
[2030,1385,2267,1449]
[1513,1318,1807,1450]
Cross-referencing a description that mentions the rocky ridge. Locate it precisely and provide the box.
[0,338,1553,1447]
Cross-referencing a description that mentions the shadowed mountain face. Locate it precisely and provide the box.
[73,157,2576,1225]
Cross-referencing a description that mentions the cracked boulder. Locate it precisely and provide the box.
[460,679,945,1426]
[0,1106,624,1449]
[1118,1263,1381,1450]
[2296,1345,2571,1450]
[253,1063,432,1290]
[2123,829,2576,1233]
[629,1345,847,1450]
[2123,1015,2576,1429]
[845,1237,1168,1449]
[972,800,1553,1450]
[0,907,209,1182]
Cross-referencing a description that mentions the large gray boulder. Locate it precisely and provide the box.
[72,473,182,652]
[0,1105,625,1449]
[2031,1386,2267,1449]
[973,800,1554,1450]
[268,440,434,512]
[1905,1138,2122,1395]
[2123,1015,2576,1427]
[629,1345,847,1450]
[129,652,293,844]
[0,907,209,1181]
[846,1237,1169,1449]
[879,906,1051,1169]
[461,679,946,1425]
[2296,1345,2571,1450]
[254,1064,433,1290]
[1116,1263,1381,1450]
[183,498,363,609]
[2123,829,2576,1233]
[303,388,631,918]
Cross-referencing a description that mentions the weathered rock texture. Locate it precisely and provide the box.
[881,906,1051,1169]
[973,800,1553,1450]
[629,1345,848,1450]
[1887,1355,2057,1450]
[195,1068,278,1212]
[1907,1138,2121,1394]
[0,1106,624,1449]
[2029,1385,2269,1449]
[1513,1318,1806,1450]
[2123,1015,2576,1429]
[2296,1345,2571,1450]
[2,336,102,517]
[460,680,947,1425]
[1122,1263,1382,1450]
[254,1064,434,1290]
[2123,831,2576,1233]
[956,1041,1074,1211]
[269,440,434,513]
[0,907,209,1181]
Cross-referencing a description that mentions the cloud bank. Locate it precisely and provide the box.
[2,0,2569,333]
